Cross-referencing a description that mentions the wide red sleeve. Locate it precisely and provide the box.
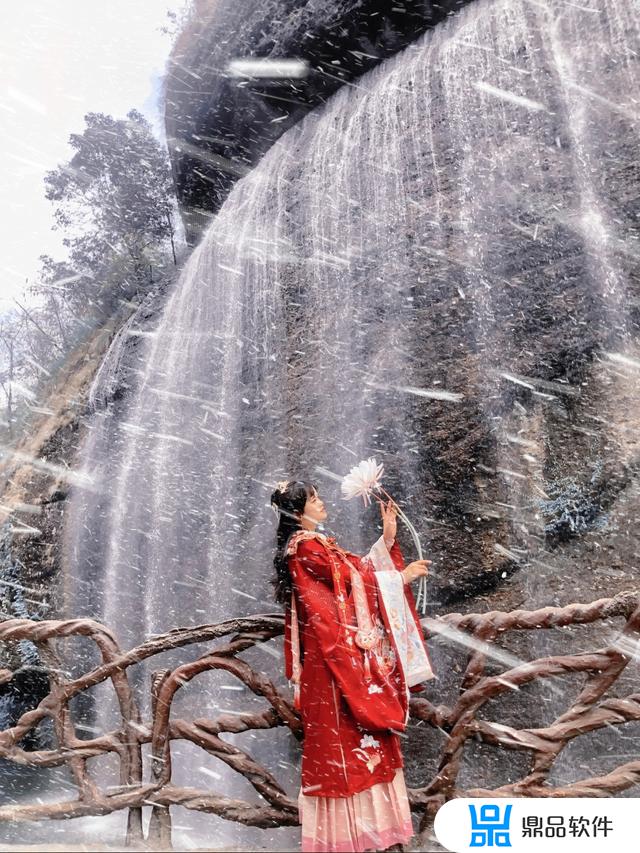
[289,539,407,732]
[388,539,405,571]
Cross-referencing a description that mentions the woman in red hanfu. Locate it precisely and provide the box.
[270,479,436,853]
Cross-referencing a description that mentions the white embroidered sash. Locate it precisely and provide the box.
[365,537,435,687]
[290,590,302,710]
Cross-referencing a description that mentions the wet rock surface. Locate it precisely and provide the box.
[166,0,472,241]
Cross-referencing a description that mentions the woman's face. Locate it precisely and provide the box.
[299,488,327,527]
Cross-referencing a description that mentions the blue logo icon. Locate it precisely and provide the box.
[468,804,512,847]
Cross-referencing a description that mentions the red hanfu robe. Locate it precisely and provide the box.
[283,530,434,798]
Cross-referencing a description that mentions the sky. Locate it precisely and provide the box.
[0,1,188,313]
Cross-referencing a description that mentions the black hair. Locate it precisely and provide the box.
[270,480,317,606]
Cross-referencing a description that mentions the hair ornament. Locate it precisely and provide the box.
[271,479,290,517]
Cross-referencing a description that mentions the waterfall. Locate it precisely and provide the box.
[61,0,640,844]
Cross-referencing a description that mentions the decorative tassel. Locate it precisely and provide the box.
[363,649,371,681]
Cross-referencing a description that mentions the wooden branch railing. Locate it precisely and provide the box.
[0,592,639,849]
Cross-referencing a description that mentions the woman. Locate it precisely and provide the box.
[270,479,435,853]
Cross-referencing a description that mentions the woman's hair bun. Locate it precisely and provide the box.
[270,479,290,513]
[270,479,314,519]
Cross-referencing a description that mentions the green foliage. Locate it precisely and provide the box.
[0,109,182,445]
[43,108,178,308]
[538,460,609,542]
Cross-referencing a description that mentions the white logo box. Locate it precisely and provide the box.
[434,797,636,852]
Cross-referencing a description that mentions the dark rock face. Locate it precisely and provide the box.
[165,0,472,241]
[0,668,51,752]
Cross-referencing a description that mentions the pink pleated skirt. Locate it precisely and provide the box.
[297,767,414,852]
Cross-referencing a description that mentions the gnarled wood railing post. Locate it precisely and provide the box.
[148,669,172,849]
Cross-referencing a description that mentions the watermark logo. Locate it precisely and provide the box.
[469,804,512,848]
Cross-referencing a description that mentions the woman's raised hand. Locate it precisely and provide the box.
[380,498,397,544]
[402,559,432,584]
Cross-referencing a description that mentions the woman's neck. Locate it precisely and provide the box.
[298,521,324,536]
